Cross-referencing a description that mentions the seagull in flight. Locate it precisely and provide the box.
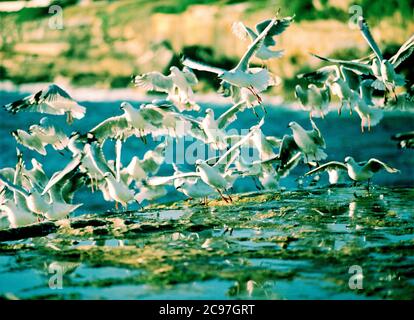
[133,66,200,112]
[182,17,278,104]
[305,156,399,190]
[285,119,327,165]
[3,84,86,124]
[148,119,264,202]
[231,15,294,61]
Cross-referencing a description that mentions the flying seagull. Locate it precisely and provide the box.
[305,156,399,189]
[231,15,294,61]
[182,17,278,103]
[133,66,200,112]
[3,84,86,124]
[285,119,327,164]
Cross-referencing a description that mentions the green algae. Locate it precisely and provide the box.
[0,186,413,299]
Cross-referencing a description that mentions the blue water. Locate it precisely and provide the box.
[1,90,413,215]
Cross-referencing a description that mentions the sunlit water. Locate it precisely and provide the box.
[0,91,413,299]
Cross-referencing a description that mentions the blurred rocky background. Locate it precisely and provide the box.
[0,0,413,99]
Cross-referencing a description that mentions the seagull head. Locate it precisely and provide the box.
[288,121,298,129]
[120,102,131,111]
[169,66,179,74]
[344,156,354,164]
[205,108,214,116]
[195,159,204,167]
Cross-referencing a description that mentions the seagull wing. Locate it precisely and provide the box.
[12,130,47,155]
[42,84,85,117]
[182,67,199,85]
[256,16,294,36]
[147,172,200,186]
[90,115,134,142]
[390,35,414,68]
[87,142,116,177]
[236,17,277,72]
[133,71,174,93]
[232,21,254,41]
[217,101,246,130]
[278,134,300,168]
[182,57,226,75]
[311,53,372,75]
[42,153,83,195]
[298,65,339,83]
[305,161,347,176]
[3,90,62,115]
[0,174,30,197]
[358,17,383,61]
[340,66,362,91]
[364,159,399,173]
[214,118,264,168]
[308,119,326,148]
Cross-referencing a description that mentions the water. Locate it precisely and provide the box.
[0,90,413,299]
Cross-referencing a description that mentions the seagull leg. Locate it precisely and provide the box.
[368,114,371,132]
[360,119,365,133]
[338,102,343,115]
[217,189,229,203]
[366,179,371,194]
[225,190,233,202]
[115,201,119,211]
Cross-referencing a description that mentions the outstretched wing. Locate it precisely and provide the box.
[217,101,246,130]
[133,71,174,93]
[390,35,414,68]
[236,17,277,72]
[358,16,383,61]
[278,135,300,168]
[147,172,200,186]
[0,174,30,197]
[364,159,399,173]
[42,154,83,195]
[90,115,135,142]
[298,65,339,83]
[308,119,326,148]
[3,90,62,115]
[182,58,226,75]
[305,161,347,176]
[255,16,294,46]
[311,53,372,75]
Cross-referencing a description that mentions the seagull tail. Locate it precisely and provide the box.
[306,149,327,163]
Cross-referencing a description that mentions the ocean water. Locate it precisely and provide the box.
[0,90,413,215]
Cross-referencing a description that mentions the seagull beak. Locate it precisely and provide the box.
[176,186,182,190]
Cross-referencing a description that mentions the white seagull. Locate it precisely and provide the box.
[3,84,86,124]
[305,157,399,189]
[182,17,278,103]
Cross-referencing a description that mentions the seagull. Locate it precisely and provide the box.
[103,172,136,210]
[121,140,168,185]
[182,17,278,103]
[298,65,361,115]
[148,119,264,202]
[3,84,86,124]
[391,131,414,149]
[134,182,167,205]
[286,119,327,164]
[175,178,216,205]
[294,83,331,118]
[133,66,200,112]
[311,29,414,94]
[305,157,399,189]
[357,16,410,93]
[11,117,69,156]
[187,101,248,150]
[231,15,293,61]
[354,79,383,132]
